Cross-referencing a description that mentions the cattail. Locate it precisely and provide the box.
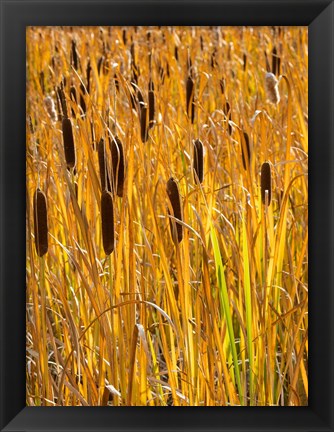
[101,190,114,255]
[220,77,225,95]
[186,75,195,123]
[140,104,148,143]
[79,82,87,114]
[57,85,68,119]
[174,45,179,61]
[243,53,247,71]
[241,131,251,170]
[70,86,77,117]
[70,85,77,103]
[33,188,48,257]
[193,139,204,184]
[261,162,272,206]
[122,28,127,45]
[264,50,271,72]
[148,79,155,129]
[39,71,45,94]
[109,135,125,197]
[223,101,232,135]
[277,43,282,76]
[62,117,76,168]
[166,61,170,78]
[71,39,79,70]
[98,138,111,192]
[114,73,120,93]
[211,49,217,69]
[97,56,104,75]
[86,60,91,94]
[166,177,183,243]
[272,46,278,76]
[54,87,62,121]
[265,72,280,104]
[44,96,57,122]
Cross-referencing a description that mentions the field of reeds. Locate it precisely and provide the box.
[26,26,308,406]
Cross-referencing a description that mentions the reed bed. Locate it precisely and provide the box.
[26,26,308,406]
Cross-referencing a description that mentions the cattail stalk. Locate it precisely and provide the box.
[33,188,48,257]
[101,190,114,255]
[193,139,204,184]
[261,162,272,206]
[166,177,183,243]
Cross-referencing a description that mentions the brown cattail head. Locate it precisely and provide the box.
[109,135,125,197]
[193,139,204,184]
[166,177,183,243]
[186,75,195,123]
[86,60,92,94]
[243,53,247,71]
[98,138,111,192]
[33,188,48,257]
[241,131,251,170]
[148,79,155,129]
[140,104,148,143]
[101,190,114,255]
[261,162,272,206]
[71,39,79,70]
[265,72,280,104]
[62,117,76,168]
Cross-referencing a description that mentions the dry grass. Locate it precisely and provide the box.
[26,26,308,406]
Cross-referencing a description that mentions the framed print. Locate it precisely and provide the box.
[0,0,333,431]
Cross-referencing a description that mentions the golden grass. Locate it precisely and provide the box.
[26,26,308,406]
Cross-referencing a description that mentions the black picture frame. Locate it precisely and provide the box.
[1,0,333,431]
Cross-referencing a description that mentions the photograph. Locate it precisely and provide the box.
[26,25,308,407]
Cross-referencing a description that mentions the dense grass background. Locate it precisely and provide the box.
[26,26,308,406]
